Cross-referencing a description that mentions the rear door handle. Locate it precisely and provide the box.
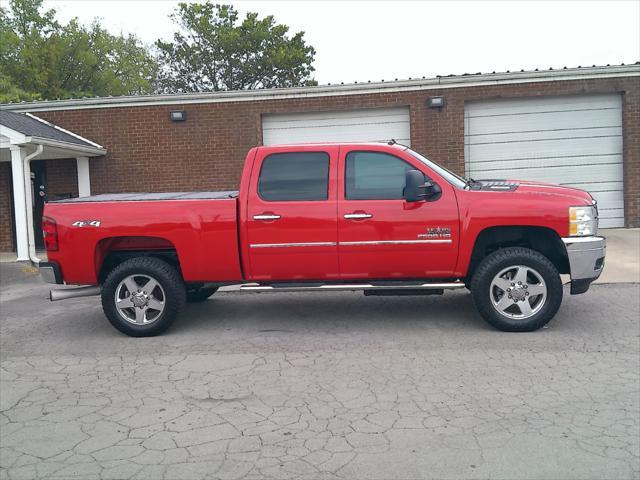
[253,214,281,221]
[344,212,373,219]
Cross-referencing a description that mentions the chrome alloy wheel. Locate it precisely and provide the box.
[115,274,166,325]
[489,265,547,319]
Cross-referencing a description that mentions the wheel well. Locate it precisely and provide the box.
[467,226,569,279]
[96,236,182,283]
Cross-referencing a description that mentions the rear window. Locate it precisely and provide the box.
[258,152,330,201]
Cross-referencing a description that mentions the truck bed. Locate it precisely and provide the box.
[51,191,239,203]
[45,192,243,285]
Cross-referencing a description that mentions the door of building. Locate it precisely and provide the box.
[31,160,47,249]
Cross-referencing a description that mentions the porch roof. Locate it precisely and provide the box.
[0,110,106,160]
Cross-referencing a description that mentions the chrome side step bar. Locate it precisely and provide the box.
[49,282,464,301]
[218,282,465,293]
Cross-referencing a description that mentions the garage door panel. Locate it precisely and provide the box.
[592,204,624,226]
[466,126,621,145]
[468,154,621,171]
[265,111,409,128]
[595,203,625,215]
[263,107,410,146]
[264,107,408,124]
[468,136,622,162]
[265,118,411,135]
[569,181,624,193]
[598,212,625,228]
[588,190,624,206]
[267,116,410,128]
[470,164,623,185]
[465,93,622,117]
[467,109,621,136]
[265,127,409,145]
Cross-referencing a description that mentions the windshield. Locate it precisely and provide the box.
[405,148,468,189]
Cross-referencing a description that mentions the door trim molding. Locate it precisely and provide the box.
[250,242,337,248]
[249,239,452,248]
[339,239,452,246]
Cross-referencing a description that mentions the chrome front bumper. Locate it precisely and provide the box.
[562,236,606,294]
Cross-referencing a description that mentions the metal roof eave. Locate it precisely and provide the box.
[1,63,638,113]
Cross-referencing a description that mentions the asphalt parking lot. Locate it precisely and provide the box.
[0,262,639,480]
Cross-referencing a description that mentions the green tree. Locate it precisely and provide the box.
[156,3,316,93]
[0,0,157,103]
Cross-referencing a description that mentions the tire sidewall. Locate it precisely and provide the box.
[102,257,185,337]
[471,247,563,332]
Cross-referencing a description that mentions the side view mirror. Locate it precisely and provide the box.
[403,170,442,202]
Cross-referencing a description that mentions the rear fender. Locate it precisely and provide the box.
[95,236,178,281]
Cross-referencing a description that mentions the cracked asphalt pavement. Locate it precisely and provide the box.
[0,262,639,479]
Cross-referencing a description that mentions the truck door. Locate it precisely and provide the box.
[337,146,460,280]
[246,146,339,281]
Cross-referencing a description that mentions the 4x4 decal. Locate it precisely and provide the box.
[72,220,101,227]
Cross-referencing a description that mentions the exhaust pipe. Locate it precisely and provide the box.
[50,286,101,301]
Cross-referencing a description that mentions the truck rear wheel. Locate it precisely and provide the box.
[101,257,186,337]
[470,247,563,332]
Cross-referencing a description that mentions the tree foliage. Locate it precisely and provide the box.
[156,3,316,92]
[0,0,157,103]
[0,0,318,102]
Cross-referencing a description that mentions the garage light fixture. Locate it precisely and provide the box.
[427,96,445,109]
[170,110,186,122]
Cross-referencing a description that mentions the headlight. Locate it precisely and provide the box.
[569,206,598,236]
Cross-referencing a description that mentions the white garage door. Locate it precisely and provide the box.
[262,107,410,146]
[465,94,624,228]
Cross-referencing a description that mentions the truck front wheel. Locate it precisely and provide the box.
[470,247,563,332]
[101,257,186,337]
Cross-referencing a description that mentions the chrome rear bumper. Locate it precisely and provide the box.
[562,236,606,294]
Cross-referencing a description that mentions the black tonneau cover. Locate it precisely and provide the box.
[51,191,239,203]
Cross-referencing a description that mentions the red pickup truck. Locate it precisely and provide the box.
[40,142,605,336]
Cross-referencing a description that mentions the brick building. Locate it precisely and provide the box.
[1,63,638,256]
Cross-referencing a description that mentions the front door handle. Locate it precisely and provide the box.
[253,214,281,221]
[344,212,373,220]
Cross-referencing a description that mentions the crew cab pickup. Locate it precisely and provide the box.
[40,143,605,336]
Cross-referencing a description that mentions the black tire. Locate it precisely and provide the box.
[470,247,563,332]
[186,287,218,303]
[101,257,185,337]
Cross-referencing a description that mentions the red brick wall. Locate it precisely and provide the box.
[622,86,639,228]
[1,74,638,251]
[0,162,14,251]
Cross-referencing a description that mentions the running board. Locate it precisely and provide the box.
[218,282,465,293]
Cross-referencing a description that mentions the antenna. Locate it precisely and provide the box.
[387,139,397,145]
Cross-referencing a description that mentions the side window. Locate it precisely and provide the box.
[345,151,421,200]
[258,152,330,201]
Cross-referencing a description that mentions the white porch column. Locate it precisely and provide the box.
[9,146,29,260]
[76,157,91,197]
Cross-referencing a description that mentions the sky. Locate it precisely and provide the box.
[41,0,640,85]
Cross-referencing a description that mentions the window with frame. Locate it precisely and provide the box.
[345,151,422,200]
[258,152,330,201]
